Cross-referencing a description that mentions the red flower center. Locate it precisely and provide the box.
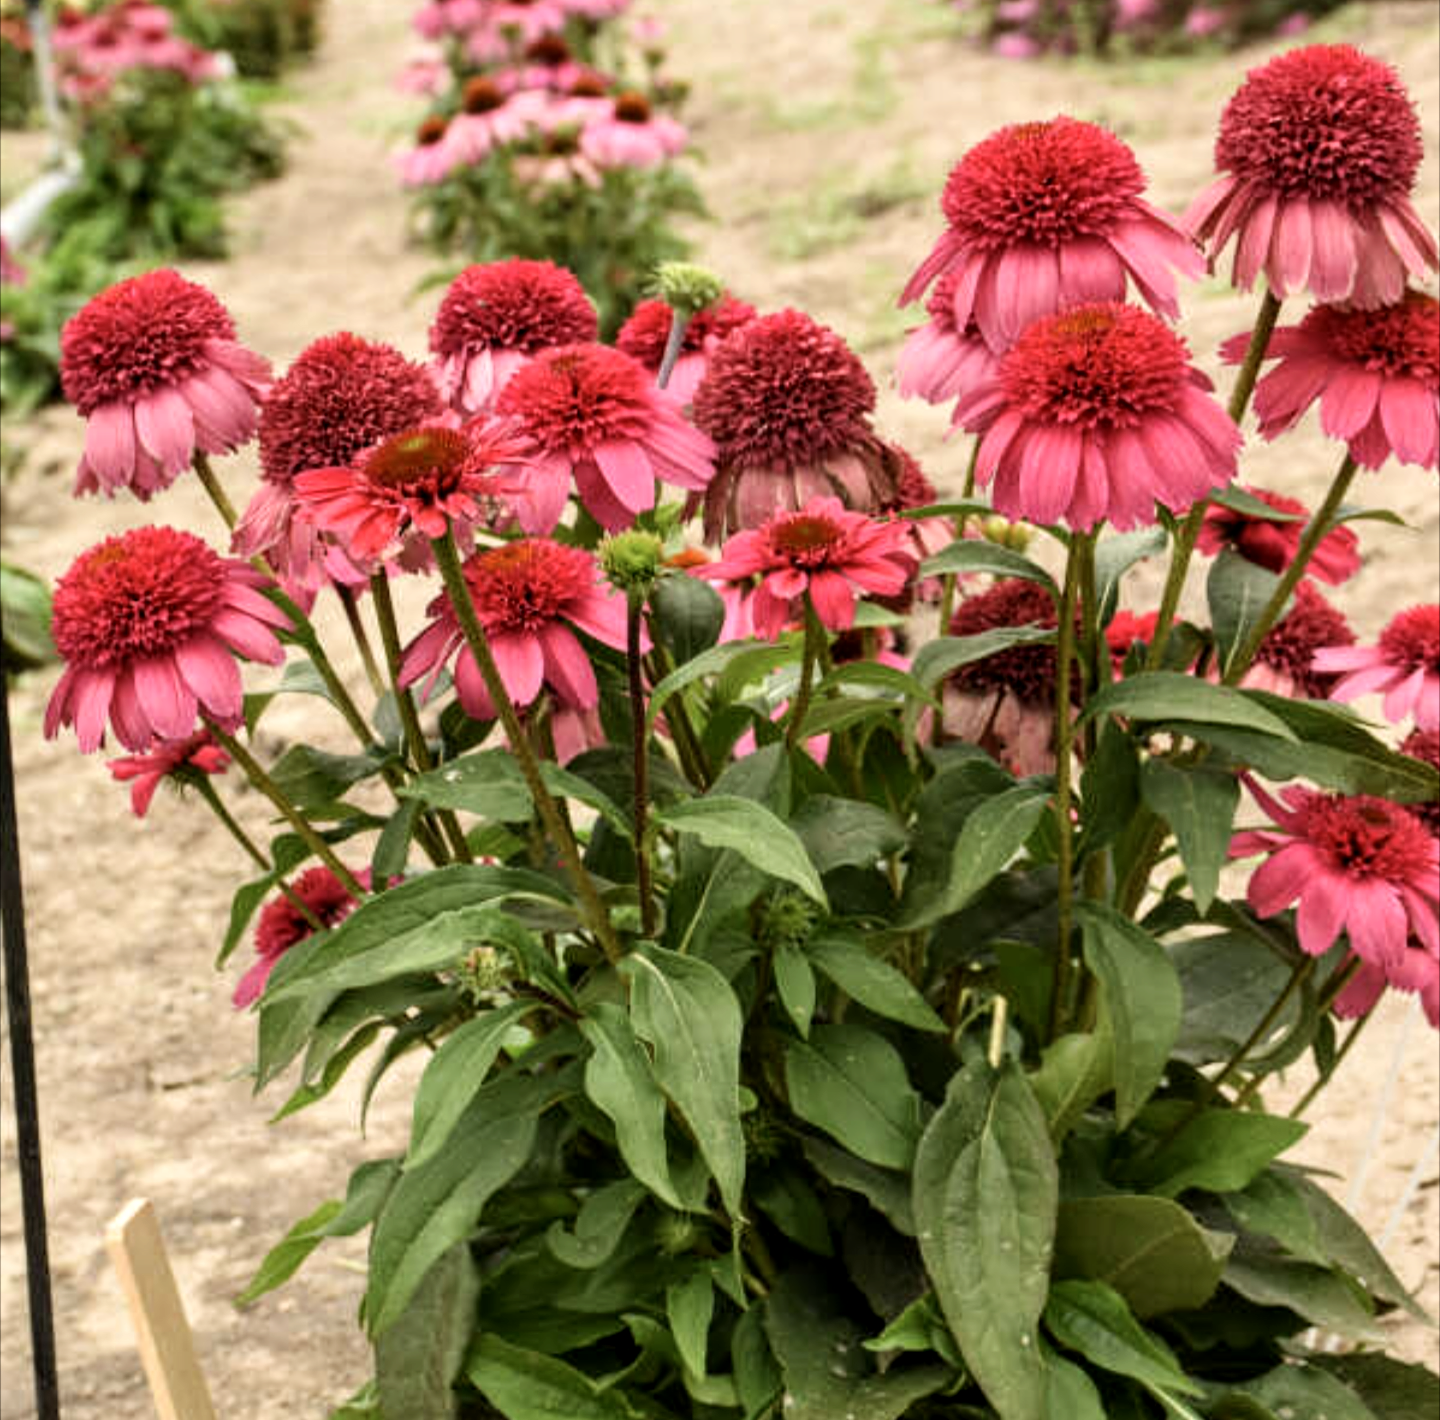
[429,260,598,360]
[60,269,234,415]
[464,538,595,635]
[462,76,505,113]
[52,527,226,669]
[1379,604,1440,675]
[768,512,845,568]
[496,344,653,449]
[1304,291,1440,386]
[255,866,362,958]
[614,91,652,123]
[691,310,876,471]
[1299,792,1433,881]
[947,579,1062,704]
[1001,302,1189,429]
[940,117,1146,250]
[259,332,443,484]
[361,426,471,495]
[1256,581,1353,696]
[1215,44,1423,207]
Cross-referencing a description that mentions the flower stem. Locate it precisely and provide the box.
[1288,1006,1372,1120]
[192,776,325,931]
[961,437,980,501]
[786,595,826,750]
[368,572,472,865]
[1047,539,1084,1044]
[1223,453,1359,684]
[628,594,656,937]
[204,720,368,900]
[1145,289,1283,672]
[656,312,692,391]
[336,584,387,699]
[430,530,622,964]
[192,450,239,529]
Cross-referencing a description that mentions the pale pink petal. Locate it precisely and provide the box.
[1307,200,1358,302]
[488,632,545,707]
[134,385,197,475]
[133,656,195,740]
[1234,191,1278,291]
[539,623,598,709]
[175,636,243,717]
[1270,199,1313,297]
[82,402,138,492]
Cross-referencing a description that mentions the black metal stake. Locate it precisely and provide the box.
[0,681,61,1420]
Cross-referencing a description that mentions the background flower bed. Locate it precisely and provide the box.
[0,0,1436,1414]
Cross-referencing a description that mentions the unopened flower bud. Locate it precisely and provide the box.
[650,261,725,318]
[601,530,665,597]
[458,943,511,1001]
[757,891,821,953]
[655,1211,703,1256]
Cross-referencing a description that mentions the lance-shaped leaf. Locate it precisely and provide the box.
[656,795,826,905]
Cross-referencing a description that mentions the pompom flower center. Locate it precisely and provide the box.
[430,261,597,357]
[948,580,1059,704]
[466,538,595,635]
[525,34,571,65]
[52,528,225,668]
[1214,44,1423,206]
[1001,302,1189,429]
[60,269,235,414]
[361,427,471,493]
[497,345,653,447]
[1307,292,1440,383]
[255,866,361,958]
[1379,605,1440,674]
[1257,583,1352,687]
[940,117,1146,250]
[1299,792,1434,881]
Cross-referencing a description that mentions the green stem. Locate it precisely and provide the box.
[431,530,622,964]
[656,311,692,391]
[204,721,367,899]
[628,594,656,937]
[786,596,825,749]
[1288,1005,1372,1120]
[192,450,239,528]
[1223,453,1359,684]
[1146,289,1283,671]
[1047,541,1083,1043]
[961,437,980,501]
[337,583,387,699]
[368,572,472,865]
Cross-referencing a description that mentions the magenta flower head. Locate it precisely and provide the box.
[1226,291,1439,472]
[429,259,599,416]
[896,272,1001,411]
[703,497,910,641]
[1314,605,1440,732]
[954,302,1240,530]
[60,270,271,501]
[1198,486,1360,586]
[615,293,757,406]
[494,343,716,533]
[1186,45,1438,306]
[900,117,1203,354]
[106,730,229,818]
[400,537,629,723]
[691,310,899,543]
[1232,781,1439,979]
[45,527,289,752]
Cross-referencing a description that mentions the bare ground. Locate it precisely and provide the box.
[1,1,1437,1414]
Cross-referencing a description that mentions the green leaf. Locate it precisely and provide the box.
[731,1307,783,1420]
[367,1075,541,1336]
[909,627,1058,691]
[1079,722,1142,856]
[1130,1106,1307,1198]
[1315,1355,1440,1420]
[579,1003,683,1210]
[656,795,826,905]
[1139,761,1239,915]
[790,796,906,875]
[666,1268,715,1379]
[1043,1346,1108,1420]
[1223,1249,1382,1342]
[773,941,816,1038]
[921,540,1058,593]
[1168,931,1302,1068]
[801,1138,915,1236]
[1215,1362,1379,1420]
[372,798,421,882]
[1094,528,1168,624]
[1223,1170,1328,1266]
[375,1242,479,1420]
[751,1163,832,1256]
[622,946,747,1216]
[1054,1196,1233,1318]
[650,574,725,663]
[1029,1032,1112,1143]
[809,931,945,1033]
[1207,549,1287,679]
[465,1334,634,1420]
[1081,672,1296,740]
[270,743,390,811]
[901,781,1051,929]
[786,1025,923,1171]
[1044,1279,1201,1396]
[400,750,532,820]
[0,561,55,667]
[647,637,799,729]
[1076,903,1183,1128]
[913,1060,1057,1420]
[1211,487,1303,523]
[406,1002,537,1171]
[545,1180,646,1270]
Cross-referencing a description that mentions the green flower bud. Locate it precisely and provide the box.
[655,1212,704,1257]
[457,943,511,1002]
[600,530,665,597]
[756,891,821,954]
[650,261,725,317]
[742,1108,786,1164]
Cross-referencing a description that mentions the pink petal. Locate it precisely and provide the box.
[134,385,197,475]
[1345,882,1408,971]
[566,591,630,651]
[1248,842,1316,920]
[539,623,598,709]
[1319,369,1382,441]
[1295,871,1349,956]
[175,635,243,718]
[1270,199,1312,297]
[1058,235,1128,306]
[82,402,138,491]
[1234,191,1278,291]
[488,632,545,707]
[592,440,658,514]
[807,569,855,631]
[1306,200,1358,302]
[133,656,195,740]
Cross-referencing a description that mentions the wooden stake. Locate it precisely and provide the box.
[105,1199,217,1420]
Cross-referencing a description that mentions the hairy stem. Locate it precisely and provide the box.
[786,595,825,750]
[628,594,656,937]
[1047,540,1084,1043]
[336,584,387,699]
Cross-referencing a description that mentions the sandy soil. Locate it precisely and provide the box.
[1,1,1437,1415]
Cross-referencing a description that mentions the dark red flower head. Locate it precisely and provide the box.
[61,269,235,415]
[496,342,654,449]
[691,309,876,471]
[1198,486,1360,585]
[255,866,365,959]
[1400,728,1440,837]
[615,294,757,368]
[430,260,598,362]
[466,538,597,637]
[1380,605,1440,678]
[1215,44,1423,209]
[1255,580,1355,698]
[1306,290,1440,386]
[948,579,1063,705]
[940,117,1147,252]
[1298,792,1434,883]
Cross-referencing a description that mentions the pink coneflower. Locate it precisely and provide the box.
[444,77,543,166]
[1400,729,1440,838]
[236,333,444,594]
[691,310,897,542]
[1107,609,1162,671]
[876,446,950,604]
[1186,45,1437,306]
[1244,581,1355,699]
[580,92,687,169]
[1226,292,1439,472]
[400,538,628,723]
[233,865,368,1009]
[1197,485,1360,585]
[428,259,598,416]
[703,497,910,640]
[615,294,757,405]
[1332,946,1439,1030]
[900,117,1203,354]
[896,272,1001,411]
[1232,782,1439,974]
[294,423,528,563]
[1314,605,1440,731]
[940,578,1073,775]
[494,343,715,532]
[60,270,270,501]
[397,115,461,187]
[106,730,229,817]
[954,302,1240,530]
[45,527,289,752]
